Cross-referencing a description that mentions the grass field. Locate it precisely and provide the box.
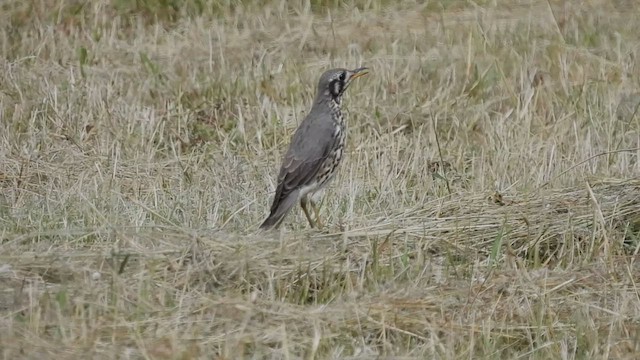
[1,0,640,358]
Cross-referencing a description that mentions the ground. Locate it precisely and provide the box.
[1,0,640,359]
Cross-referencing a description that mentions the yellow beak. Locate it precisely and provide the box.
[349,67,370,80]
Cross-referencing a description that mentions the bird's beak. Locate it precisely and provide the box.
[349,67,369,81]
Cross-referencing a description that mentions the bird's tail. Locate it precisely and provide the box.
[259,190,299,230]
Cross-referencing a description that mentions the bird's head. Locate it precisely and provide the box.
[316,67,369,102]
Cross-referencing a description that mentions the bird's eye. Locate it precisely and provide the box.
[339,72,346,82]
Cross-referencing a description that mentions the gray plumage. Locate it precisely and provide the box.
[260,67,369,230]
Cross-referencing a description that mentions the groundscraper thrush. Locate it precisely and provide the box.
[260,67,369,230]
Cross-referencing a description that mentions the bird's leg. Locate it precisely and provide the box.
[310,198,324,230]
[300,197,316,228]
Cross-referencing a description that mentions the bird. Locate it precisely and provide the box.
[259,67,369,230]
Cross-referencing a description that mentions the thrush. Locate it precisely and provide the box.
[260,67,369,230]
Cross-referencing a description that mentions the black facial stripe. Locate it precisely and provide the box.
[331,79,343,97]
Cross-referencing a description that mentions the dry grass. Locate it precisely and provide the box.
[1,0,640,358]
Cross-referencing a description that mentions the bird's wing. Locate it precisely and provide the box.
[268,124,335,214]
